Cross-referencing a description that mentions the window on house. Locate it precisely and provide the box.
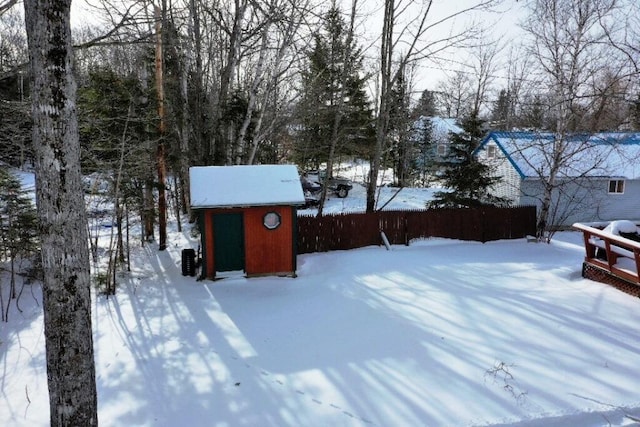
[608,179,625,194]
[437,144,447,156]
[486,145,497,159]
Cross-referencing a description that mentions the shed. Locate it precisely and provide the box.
[189,165,305,280]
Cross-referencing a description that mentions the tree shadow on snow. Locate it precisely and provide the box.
[95,239,640,427]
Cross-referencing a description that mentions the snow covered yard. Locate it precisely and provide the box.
[2,230,640,426]
[297,183,439,215]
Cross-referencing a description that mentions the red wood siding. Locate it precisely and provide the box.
[200,206,296,279]
[244,206,294,276]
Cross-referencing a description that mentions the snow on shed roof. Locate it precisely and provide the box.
[190,165,305,208]
[482,131,640,179]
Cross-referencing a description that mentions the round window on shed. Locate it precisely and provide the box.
[263,211,281,230]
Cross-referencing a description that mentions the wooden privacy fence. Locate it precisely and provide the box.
[297,206,537,254]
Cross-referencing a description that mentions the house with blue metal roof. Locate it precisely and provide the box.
[476,131,640,227]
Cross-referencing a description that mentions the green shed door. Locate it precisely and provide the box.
[213,213,245,272]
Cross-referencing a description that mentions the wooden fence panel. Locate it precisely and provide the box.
[297,206,536,254]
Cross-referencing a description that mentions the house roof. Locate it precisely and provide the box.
[480,131,640,180]
[414,116,463,143]
[190,165,306,208]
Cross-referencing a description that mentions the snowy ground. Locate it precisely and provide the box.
[2,222,640,426]
[298,160,440,215]
[298,183,439,215]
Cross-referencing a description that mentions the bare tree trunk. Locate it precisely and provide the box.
[367,0,497,211]
[178,53,191,220]
[236,23,271,164]
[117,201,125,263]
[23,0,98,423]
[126,203,131,272]
[143,181,155,243]
[367,0,394,213]
[155,4,168,251]
[215,0,247,164]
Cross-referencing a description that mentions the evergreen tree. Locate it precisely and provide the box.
[518,93,551,130]
[630,93,640,130]
[77,67,156,292]
[0,98,32,167]
[412,89,438,118]
[490,88,512,130]
[295,6,374,170]
[78,68,153,174]
[412,116,437,186]
[428,115,507,208]
[0,167,38,321]
[388,65,414,186]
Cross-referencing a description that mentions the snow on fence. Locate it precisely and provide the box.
[297,206,537,254]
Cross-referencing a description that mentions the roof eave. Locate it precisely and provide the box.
[191,201,306,210]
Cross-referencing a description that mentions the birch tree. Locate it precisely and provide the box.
[239,0,312,166]
[521,0,620,239]
[23,0,98,424]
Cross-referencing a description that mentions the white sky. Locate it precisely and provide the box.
[347,0,528,93]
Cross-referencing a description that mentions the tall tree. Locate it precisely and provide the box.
[296,3,374,215]
[296,4,374,171]
[23,0,98,424]
[0,167,38,322]
[467,36,501,118]
[388,63,415,186]
[154,4,168,250]
[0,7,31,167]
[411,116,437,186]
[491,88,515,129]
[518,92,552,129]
[428,114,506,208]
[412,89,438,118]
[521,0,620,239]
[436,70,473,119]
[631,92,640,130]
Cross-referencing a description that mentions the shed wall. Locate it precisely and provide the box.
[199,205,297,279]
[244,206,296,276]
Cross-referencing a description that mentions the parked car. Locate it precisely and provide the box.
[304,170,353,198]
[300,175,322,207]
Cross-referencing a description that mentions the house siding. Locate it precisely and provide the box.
[597,179,640,221]
[520,178,640,226]
[478,131,640,228]
[477,143,521,203]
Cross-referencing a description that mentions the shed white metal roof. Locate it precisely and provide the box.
[190,165,306,208]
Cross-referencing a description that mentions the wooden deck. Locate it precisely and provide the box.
[573,222,640,292]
